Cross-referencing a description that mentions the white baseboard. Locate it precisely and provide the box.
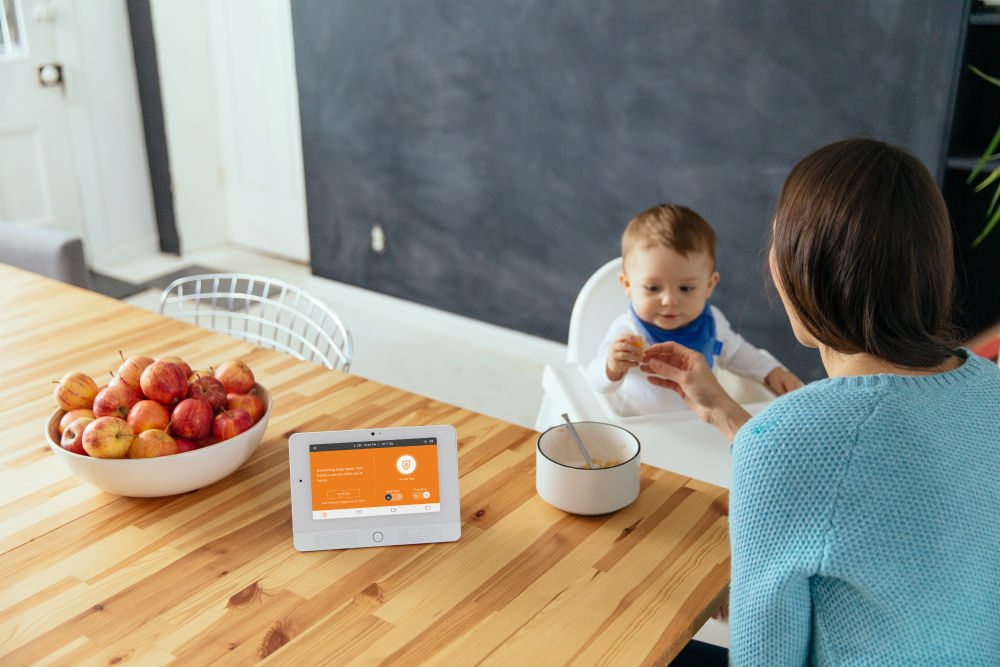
[303,275,568,365]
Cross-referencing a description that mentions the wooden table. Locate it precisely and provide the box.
[0,264,729,666]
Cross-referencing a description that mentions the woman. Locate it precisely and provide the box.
[650,138,1000,666]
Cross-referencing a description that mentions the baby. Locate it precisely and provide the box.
[586,204,801,416]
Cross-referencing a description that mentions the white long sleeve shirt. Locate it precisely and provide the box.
[584,305,784,416]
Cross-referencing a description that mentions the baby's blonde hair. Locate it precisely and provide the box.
[621,204,716,269]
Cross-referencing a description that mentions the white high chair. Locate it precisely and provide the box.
[535,258,776,487]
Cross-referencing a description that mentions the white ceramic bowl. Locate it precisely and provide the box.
[536,421,641,515]
[45,384,272,497]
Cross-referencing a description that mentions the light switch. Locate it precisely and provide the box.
[370,224,386,255]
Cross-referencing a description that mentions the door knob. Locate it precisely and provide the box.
[37,63,63,87]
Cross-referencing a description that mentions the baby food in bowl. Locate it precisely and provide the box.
[536,421,640,515]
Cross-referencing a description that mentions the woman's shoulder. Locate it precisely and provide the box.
[731,382,878,505]
[743,377,878,434]
[737,350,1000,453]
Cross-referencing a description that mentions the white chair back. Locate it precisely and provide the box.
[159,274,353,371]
[566,258,627,364]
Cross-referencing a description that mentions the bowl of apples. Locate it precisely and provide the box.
[45,355,272,497]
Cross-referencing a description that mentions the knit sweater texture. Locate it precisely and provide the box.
[729,350,1000,666]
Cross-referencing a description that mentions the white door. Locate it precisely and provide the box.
[0,0,87,245]
[209,0,310,263]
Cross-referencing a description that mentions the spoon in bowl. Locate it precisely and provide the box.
[561,413,596,469]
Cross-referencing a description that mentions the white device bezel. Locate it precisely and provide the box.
[288,425,461,551]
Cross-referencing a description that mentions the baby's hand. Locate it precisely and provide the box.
[605,334,644,382]
[765,367,803,396]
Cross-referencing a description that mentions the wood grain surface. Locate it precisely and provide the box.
[0,264,729,666]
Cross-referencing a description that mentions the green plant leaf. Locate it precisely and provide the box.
[973,165,1000,192]
[970,65,1000,88]
[972,205,1000,247]
[965,65,1000,246]
[967,124,1000,184]
[987,183,1000,217]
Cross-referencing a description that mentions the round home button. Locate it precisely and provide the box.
[372,531,383,543]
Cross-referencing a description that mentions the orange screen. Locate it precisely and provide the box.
[309,438,440,519]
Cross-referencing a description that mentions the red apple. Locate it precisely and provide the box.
[60,416,94,456]
[188,369,212,383]
[174,437,200,453]
[214,360,254,394]
[212,409,252,441]
[82,416,135,458]
[127,399,171,434]
[196,435,219,448]
[160,355,192,379]
[113,353,154,394]
[53,372,99,411]
[129,429,178,458]
[140,360,188,406]
[93,383,140,420]
[226,392,264,423]
[170,398,213,439]
[188,374,227,413]
[59,408,95,434]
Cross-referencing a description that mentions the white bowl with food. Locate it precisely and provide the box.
[46,384,272,497]
[536,421,641,515]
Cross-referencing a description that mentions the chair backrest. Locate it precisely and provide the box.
[0,222,92,289]
[566,258,628,364]
[159,273,353,371]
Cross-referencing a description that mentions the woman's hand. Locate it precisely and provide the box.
[640,341,751,441]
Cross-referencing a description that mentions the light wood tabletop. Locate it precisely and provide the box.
[0,264,729,667]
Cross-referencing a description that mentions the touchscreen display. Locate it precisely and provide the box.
[309,437,440,519]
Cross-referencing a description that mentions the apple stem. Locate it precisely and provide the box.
[119,350,126,362]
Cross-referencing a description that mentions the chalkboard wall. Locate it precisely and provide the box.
[291,1,963,382]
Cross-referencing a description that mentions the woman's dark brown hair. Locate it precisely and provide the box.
[771,137,956,368]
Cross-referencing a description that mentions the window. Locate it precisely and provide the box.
[0,0,26,60]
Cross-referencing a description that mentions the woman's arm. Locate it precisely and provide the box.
[728,417,825,666]
[641,341,752,441]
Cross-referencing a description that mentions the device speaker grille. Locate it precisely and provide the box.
[399,526,441,543]
[314,531,358,549]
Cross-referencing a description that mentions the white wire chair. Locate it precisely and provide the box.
[159,274,353,371]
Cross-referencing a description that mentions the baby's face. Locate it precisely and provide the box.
[620,245,719,330]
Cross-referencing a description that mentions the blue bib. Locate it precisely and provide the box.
[630,303,723,368]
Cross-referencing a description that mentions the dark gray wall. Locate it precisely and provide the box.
[292,1,964,382]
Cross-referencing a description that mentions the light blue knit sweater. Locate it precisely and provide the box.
[729,350,1000,666]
